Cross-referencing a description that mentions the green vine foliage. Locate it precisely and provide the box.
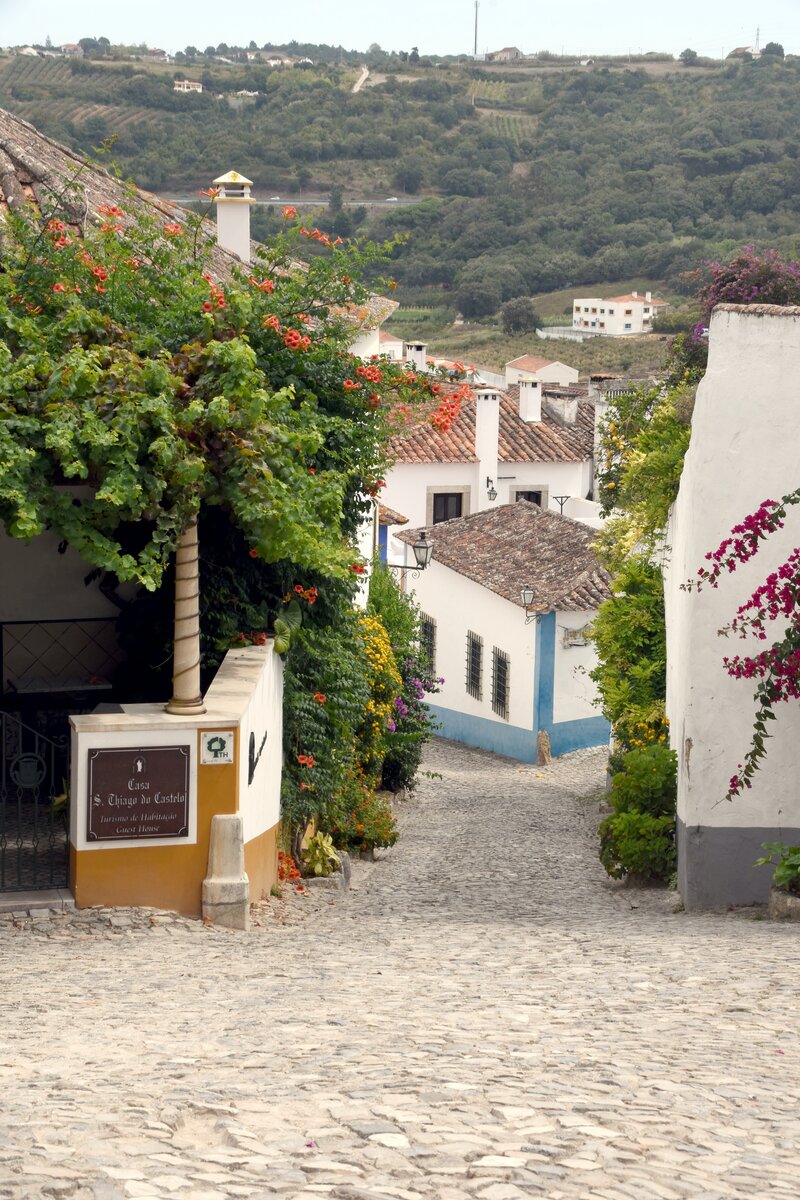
[0,169,452,852]
[367,563,442,792]
[0,177,437,591]
[590,335,704,880]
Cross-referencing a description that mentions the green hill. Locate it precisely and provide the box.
[2,50,798,322]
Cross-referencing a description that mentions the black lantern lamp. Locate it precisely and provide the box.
[386,529,433,579]
[486,476,498,501]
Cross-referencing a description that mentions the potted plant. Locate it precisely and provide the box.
[755,842,800,920]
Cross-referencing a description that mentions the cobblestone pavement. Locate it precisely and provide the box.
[1,738,799,1200]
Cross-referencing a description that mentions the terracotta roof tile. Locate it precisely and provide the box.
[505,354,558,371]
[397,502,611,612]
[389,385,594,465]
[378,504,409,526]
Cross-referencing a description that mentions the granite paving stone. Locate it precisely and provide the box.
[1,737,798,1198]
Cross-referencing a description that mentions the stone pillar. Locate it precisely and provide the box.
[202,814,250,930]
[166,519,206,716]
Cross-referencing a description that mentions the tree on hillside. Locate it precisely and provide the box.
[500,295,541,334]
[762,42,785,57]
[679,48,699,66]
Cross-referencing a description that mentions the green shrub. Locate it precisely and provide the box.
[599,810,676,880]
[332,780,398,851]
[610,744,677,816]
[755,842,800,895]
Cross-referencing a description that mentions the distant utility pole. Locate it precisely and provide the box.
[755,25,760,51]
[473,0,479,59]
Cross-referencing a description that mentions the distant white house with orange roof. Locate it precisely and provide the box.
[572,290,668,336]
[505,354,579,387]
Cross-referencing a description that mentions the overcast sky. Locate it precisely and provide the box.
[1,0,798,60]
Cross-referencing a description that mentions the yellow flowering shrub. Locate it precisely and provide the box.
[355,613,402,787]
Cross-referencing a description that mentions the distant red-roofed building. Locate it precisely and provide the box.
[572,289,668,336]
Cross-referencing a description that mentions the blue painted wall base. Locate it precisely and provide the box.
[427,609,609,763]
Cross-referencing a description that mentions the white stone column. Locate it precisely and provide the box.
[166,519,206,715]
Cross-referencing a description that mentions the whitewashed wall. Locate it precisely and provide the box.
[0,526,125,621]
[505,361,579,386]
[235,643,284,844]
[553,610,602,724]
[665,305,800,908]
[349,328,381,359]
[398,550,536,735]
[382,459,591,531]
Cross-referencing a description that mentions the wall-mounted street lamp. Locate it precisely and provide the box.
[521,584,544,625]
[386,530,434,579]
[486,476,498,501]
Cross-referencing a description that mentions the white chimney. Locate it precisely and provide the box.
[475,389,500,511]
[632,290,638,298]
[518,378,542,423]
[405,342,428,373]
[544,390,578,427]
[213,170,254,263]
[645,290,652,301]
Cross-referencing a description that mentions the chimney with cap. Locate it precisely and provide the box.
[213,170,254,263]
[543,389,578,427]
[475,388,500,510]
[518,378,542,423]
[405,341,428,373]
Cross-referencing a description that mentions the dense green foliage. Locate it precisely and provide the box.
[6,52,800,319]
[755,842,800,895]
[590,336,706,879]
[367,564,441,792]
[0,170,446,856]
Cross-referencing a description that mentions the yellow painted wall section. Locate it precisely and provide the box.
[243,823,279,901]
[70,729,238,915]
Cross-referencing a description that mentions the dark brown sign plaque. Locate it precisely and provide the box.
[87,746,190,841]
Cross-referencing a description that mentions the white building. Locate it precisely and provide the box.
[383,378,597,531]
[665,303,800,909]
[394,503,611,760]
[174,79,203,93]
[572,290,668,336]
[504,354,579,387]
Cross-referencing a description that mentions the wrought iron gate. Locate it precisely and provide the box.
[0,712,69,892]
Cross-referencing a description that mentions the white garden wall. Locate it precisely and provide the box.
[665,305,800,908]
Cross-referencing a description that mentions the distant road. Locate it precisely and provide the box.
[163,193,422,210]
[352,65,369,93]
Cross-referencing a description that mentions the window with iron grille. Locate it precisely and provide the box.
[421,614,436,671]
[491,647,510,720]
[466,631,483,700]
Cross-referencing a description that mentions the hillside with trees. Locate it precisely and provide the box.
[2,48,799,325]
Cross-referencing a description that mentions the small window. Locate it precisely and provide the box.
[590,307,597,314]
[421,614,436,670]
[433,493,463,524]
[583,306,589,313]
[491,647,510,720]
[516,490,542,506]
[600,307,605,314]
[466,631,483,700]
[608,308,615,315]
[624,308,632,316]
[624,323,632,330]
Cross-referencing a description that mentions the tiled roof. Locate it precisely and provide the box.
[0,107,395,329]
[397,502,611,612]
[505,354,558,372]
[389,385,594,465]
[378,504,409,526]
[379,330,404,344]
[606,294,668,306]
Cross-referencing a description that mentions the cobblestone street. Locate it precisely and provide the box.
[2,738,799,1200]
